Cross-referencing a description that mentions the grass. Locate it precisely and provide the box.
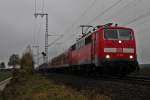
[1,73,111,100]
[1,64,150,100]
[0,71,12,82]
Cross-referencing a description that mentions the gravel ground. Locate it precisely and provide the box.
[46,73,150,100]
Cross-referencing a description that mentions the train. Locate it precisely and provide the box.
[40,23,139,76]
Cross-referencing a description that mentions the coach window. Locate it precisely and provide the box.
[85,35,92,45]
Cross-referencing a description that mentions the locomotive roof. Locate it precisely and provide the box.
[77,25,133,41]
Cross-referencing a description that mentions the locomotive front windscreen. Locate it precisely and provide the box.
[104,29,132,40]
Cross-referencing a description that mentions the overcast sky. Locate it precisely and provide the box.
[0,0,150,64]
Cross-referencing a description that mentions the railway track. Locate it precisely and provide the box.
[45,69,150,87]
[124,75,150,85]
[45,72,150,100]
[92,73,150,86]
[44,68,150,86]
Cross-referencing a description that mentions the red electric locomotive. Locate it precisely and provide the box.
[49,23,139,75]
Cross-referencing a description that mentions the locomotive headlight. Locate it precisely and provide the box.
[106,54,110,59]
[118,40,122,44]
[129,55,134,59]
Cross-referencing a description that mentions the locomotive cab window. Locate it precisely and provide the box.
[104,29,132,40]
[118,29,132,40]
[104,29,118,40]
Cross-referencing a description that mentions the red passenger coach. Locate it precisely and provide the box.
[50,51,69,68]
[48,23,139,75]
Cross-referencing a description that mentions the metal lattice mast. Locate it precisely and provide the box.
[32,45,40,66]
[45,14,48,63]
[34,13,48,64]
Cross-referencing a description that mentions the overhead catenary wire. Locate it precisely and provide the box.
[47,0,98,48]
[57,0,98,42]
[103,0,150,27]
[48,0,124,50]
[87,0,123,24]
[66,0,123,37]
[43,0,99,56]
[123,11,150,26]
[62,0,123,45]
[65,1,150,48]
[129,15,150,28]
[107,0,137,21]
[34,0,150,65]
[35,0,146,57]
[64,0,98,33]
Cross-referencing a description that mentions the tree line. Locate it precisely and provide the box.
[1,45,34,75]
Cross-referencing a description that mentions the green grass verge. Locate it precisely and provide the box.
[0,71,12,82]
[1,73,111,100]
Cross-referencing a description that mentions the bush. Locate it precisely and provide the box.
[20,52,34,75]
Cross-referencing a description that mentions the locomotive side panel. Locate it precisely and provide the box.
[77,43,92,65]
[70,35,93,66]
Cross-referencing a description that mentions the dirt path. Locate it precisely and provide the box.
[0,78,12,91]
